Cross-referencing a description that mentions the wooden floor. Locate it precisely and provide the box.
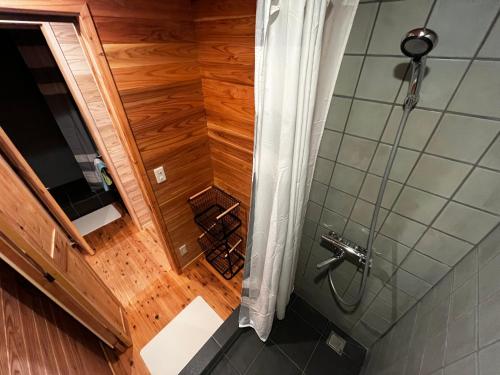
[84,210,243,374]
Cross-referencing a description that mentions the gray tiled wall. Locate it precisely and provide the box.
[362,225,500,375]
[295,0,500,348]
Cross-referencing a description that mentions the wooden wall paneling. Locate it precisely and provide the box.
[1,267,32,375]
[0,260,113,375]
[44,21,153,229]
[0,1,84,16]
[193,0,257,249]
[86,0,214,268]
[76,4,188,272]
[0,0,253,270]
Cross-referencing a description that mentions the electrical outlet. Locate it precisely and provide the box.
[153,166,166,183]
[179,244,188,256]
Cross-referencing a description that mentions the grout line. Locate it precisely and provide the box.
[331,93,500,123]
[302,338,321,374]
[306,0,500,354]
[316,180,493,246]
[242,344,265,375]
[343,53,500,62]
[316,153,500,211]
[312,183,477,246]
[312,0,384,291]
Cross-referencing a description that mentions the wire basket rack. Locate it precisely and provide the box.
[189,186,245,279]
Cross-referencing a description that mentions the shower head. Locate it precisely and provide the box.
[401,28,438,60]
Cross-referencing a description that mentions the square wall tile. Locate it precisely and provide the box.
[367,286,414,323]
[297,237,313,277]
[350,198,388,230]
[359,174,402,209]
[427,296,451,337]
[416,228,472,266]
[445,308,477,365]
[318,129,341,160]
[421,329,446,374]
[337,134,377,170]
[479,17,500,58]
[325,96,351,132]
[373,234,410,265]
[427,0,500,57]
[356,56,407,102]
[302,220,317,238]
[343,220,369,247]
[313,157,334,185]
[479,340,500,375]
[368,0,433,55]
[382,107,440,151]
[401,250,450,284]
[426,114,500,163]
[361,311,393,335]
[319,208,347,234]
[345,100,392,140]
[380,212,427,247]
[331,163,365,195]
[306,201,322,222]
[477,224,500,269]
[393,186,447,225]
[453,248,477,291]
[408,154,471,198]
[480,137,500,171]
[390,268,432,299]
[434,201,499,244]
[397,59,469,110]
[450,277,477,321]
[444,353,477,375]
[370,254,398,282]
[455,167,500,215]
[479,252,500,304]
[450,60,500,118]
[334,55,364,96]
[324,188,355,217]
[370,145,419,183]
[309,181,328,204]
[345,2,378,54]
[479,290,500,348]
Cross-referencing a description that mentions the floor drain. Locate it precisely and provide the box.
[326,331,346,356]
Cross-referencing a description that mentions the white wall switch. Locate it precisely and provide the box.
[179,244,188,256]
[153,166,166,183]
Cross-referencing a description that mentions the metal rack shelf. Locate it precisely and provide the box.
[189,186,245,279]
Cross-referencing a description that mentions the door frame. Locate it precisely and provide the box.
[0,3,182,273]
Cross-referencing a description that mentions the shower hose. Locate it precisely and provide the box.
[329,95,418,308]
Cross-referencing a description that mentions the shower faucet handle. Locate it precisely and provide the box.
[316,250,345,269]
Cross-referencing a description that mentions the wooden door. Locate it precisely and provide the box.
[0,151,131,349]
[0,128,95,255]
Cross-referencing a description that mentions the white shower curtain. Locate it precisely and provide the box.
[239,0,359,341]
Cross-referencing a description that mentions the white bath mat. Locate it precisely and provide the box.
[72,204,121,236]
[140,296,223,375]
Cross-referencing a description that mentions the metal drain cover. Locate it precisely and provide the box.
[326,331,346,355]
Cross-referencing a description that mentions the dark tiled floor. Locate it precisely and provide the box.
[210,296,366,375]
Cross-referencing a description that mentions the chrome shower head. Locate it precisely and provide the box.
[401,28,438,60]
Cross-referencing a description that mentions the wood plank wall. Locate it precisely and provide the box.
[0,0,256,267]
[192,0,256,243]
[85,0,214,267]
[48,22,153,228]
[0,259,112,375]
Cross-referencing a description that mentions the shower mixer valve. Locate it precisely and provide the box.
[317,231,371,269]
